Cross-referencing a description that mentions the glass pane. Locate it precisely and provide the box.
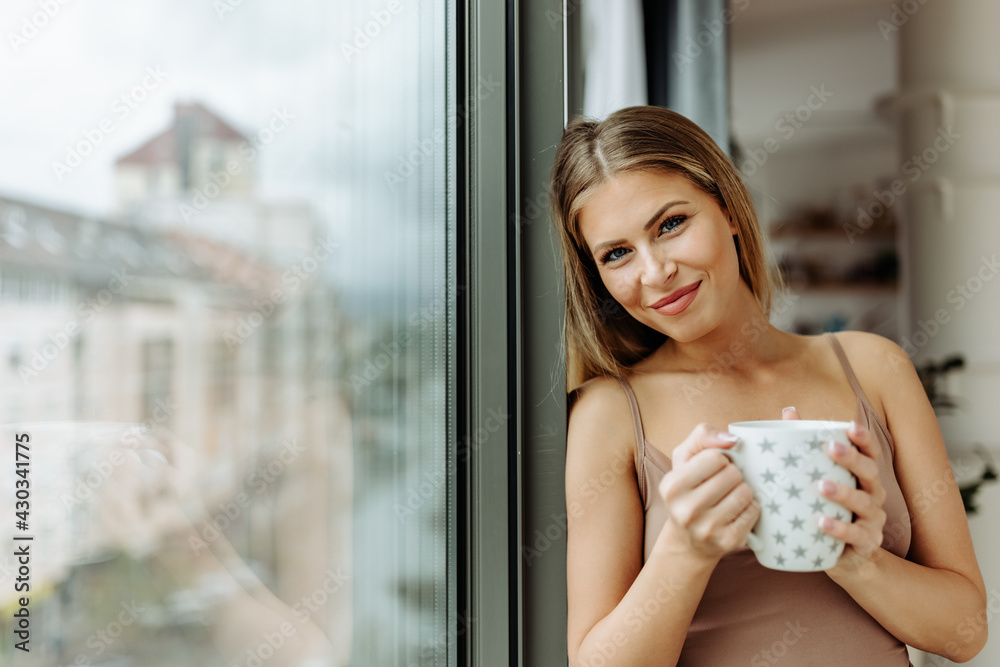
[0,1,456,665]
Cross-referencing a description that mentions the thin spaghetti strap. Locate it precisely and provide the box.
[824,332,898,458]
[825,332,865,397]
[613,375,647,462]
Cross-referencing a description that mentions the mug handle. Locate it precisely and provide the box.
[718,444,764,552]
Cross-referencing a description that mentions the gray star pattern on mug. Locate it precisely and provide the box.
[808,468,824,482]
[813,528,827,543]
[786,484,802,500]
[773,531,787,545]
[767,501,781,514]
[829,541,840,554]
[794,546,807,558]
[813,556,824,568]
[835,512,847,522]
[775,554,786,567]
[781,452,800,468]
[759,438,776,453]
[762,469,777,484]
[789,516,805,531]
[807,435,824,451]
[810,499,825,513]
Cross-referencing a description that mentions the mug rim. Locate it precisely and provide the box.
[728,419,852,430]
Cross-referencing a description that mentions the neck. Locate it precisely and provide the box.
[657,285,793,374]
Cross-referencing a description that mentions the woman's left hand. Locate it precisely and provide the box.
[818,420,888,579]
[781,409,888,580]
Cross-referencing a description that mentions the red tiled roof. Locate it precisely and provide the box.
[118,126,177,165]
[117,102,248,165]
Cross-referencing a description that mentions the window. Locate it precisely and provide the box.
[0,0,578,663]
[0,1,462,664]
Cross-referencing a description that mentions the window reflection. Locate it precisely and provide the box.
[0,0,455,665]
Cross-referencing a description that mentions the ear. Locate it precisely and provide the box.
[726,210,738,236]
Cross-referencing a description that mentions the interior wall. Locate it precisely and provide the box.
[731,2,900,338]
[732,4,999,665]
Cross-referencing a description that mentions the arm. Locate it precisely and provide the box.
[566,379,758,666]
[816,332,988,662]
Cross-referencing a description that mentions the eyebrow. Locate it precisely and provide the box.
[590,199,690,257]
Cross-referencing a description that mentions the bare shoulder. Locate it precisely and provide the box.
[825,330,925,440]
[566,375,638,476]
[828,329,903,356]
[565,375,649,657]
[827,330,914,381]
[569,375,631,424]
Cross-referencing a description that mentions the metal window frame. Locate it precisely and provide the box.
[464,0,571,664]
[512,0,572,664]
[464,0,512,663]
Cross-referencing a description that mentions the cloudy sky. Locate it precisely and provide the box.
[1,0,443,297]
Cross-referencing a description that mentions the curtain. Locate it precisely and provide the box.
[644,0,731,153]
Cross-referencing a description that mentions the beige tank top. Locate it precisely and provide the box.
[614,332,913,666]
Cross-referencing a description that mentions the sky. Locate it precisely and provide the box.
[0,0,442,298]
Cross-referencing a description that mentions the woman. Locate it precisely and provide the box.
[553,106,987,665]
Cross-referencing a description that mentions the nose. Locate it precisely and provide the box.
[637,247,676,289]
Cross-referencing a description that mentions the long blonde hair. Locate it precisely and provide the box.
[550,106,778,392]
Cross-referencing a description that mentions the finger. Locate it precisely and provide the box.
[826,438,882,498]
[781,406,801,420]
[659,449,735,502]
[672,423,739,467]
[845,420,880,463]
[681,460,745,512]
[818,479,885,523]
[719,492,761,546]
[682,483,758,553]
[818,514,884,552]
[658,449,729,501]
[710,481,757,525]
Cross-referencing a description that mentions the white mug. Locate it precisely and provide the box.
[724,420,857,572]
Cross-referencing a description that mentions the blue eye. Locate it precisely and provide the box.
[660,215,687,233]
[598,214,688,265]
[601,247,628,264]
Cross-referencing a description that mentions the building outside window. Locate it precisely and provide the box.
[0,0,577,664]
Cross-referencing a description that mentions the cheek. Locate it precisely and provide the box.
[692,229,737,273]
[601,271,640,306]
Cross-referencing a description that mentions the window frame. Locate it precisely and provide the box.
[464,0,570,664]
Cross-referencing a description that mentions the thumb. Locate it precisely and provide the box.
[672,423,739,467]
[781,406,801,420]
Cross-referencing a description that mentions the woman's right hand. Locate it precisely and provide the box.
[655,423,760,562]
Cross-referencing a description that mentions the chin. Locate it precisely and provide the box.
[654,313,720,344]
[643,320,697,343]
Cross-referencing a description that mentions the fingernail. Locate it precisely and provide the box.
[720,432,739,442]
[818,516,834,531]
[820,480,837,495]
[829,441,847,456]
[782,406,796,414]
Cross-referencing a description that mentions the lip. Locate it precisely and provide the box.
[650,281,701,316]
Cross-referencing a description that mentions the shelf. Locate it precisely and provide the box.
[769,226,897,241]
[785,282,898,295]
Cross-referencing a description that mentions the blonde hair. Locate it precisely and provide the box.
[550,106,778,391]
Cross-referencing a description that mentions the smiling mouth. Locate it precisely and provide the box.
[650,281,701,309]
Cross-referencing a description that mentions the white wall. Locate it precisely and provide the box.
[733,2,1000,664]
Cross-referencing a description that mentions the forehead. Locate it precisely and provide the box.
[577,170,706,241]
